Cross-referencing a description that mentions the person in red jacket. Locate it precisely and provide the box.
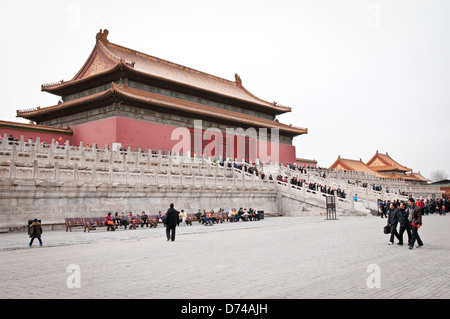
[105,212,115,231]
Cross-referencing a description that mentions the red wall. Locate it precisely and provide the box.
[71,117,181,151]
[116,117,180,151]
[274,143,296,165]
[188,128,295,164]
[69,116,297,164]
[71,117,118,148]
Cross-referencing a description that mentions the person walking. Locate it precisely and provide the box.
[408,198,423,250]
[164,203,180,242]
[397,201,411,246]
[28,219,43,247]
[387,203,400,245]
[180,209,187,226]
[380,201,387,218]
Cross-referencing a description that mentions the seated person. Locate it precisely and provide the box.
[104,212,115,231]
[210,210,217,224]
[113,212,121,227]
[128,213,139,228]
[242,209,249,221]
[120,212,129,230]
[228,209,236,222]
[157,211,163,223]
[201,210,213,225]
[234,209,241,222]
[140,211,149,227]
[237,208,244,221]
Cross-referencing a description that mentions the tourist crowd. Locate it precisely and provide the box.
[280,175,348,199]
[381,197,447,250]
[380,198,448,217]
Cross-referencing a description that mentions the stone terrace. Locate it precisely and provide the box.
[0,137,442,231]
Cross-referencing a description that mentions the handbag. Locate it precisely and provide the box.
[383,224,391,234]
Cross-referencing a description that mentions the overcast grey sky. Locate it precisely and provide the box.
[0,0,449,179]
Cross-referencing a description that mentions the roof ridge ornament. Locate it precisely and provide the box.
[96,29,109,43]
[111,82,119,90]
[234,74,242,87]
[118,57,135,69]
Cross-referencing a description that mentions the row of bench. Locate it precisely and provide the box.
[64,212,233,232]
[65,216,157,233]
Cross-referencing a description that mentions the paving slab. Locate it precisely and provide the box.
[0,215,448,299]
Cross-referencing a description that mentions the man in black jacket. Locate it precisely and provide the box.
[380,201,387,218]
[28,219,43,247]
[387,203,400,245]
[397,201,411,246]
[408,198,423,249]
[164,203,180,242]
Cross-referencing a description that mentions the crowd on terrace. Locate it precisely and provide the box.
[1,134,65,147]
[1,133,443,203]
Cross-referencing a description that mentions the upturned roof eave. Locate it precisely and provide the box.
[18,85,307,136]
[41,63,292,116]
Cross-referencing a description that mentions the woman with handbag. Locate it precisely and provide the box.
[105,212,115,231]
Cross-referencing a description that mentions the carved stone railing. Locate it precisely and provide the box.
[266,163,442,202]
[0,137,278,193]
[0,135,442,212]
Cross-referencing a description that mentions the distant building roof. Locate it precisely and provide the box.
[366,151,412,173]
[329,154,429,182]
[430,179,450,185]
[407,172,430,182]
[329,156,386,178]
[0,120,72,135]
[296,158,317,164]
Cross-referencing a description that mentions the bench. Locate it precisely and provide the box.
[83,217,108,232]
[215,211,229,223]
[185,212,230,225]
[65,216,117,232]
[127,215,140,230]
[147,215,161,228]
[186,213,202,226]
[65,217,88,232]
[133,214,157,228]
[65,210,252,233]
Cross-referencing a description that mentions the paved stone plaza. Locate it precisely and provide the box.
[0,214,449,299]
